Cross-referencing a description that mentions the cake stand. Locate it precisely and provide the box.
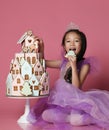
[17,97,31,123]
[9,96,47,124]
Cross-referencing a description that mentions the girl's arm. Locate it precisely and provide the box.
[69,56,90,88]
[79,64,90,86]
[72,63,90,88]
[38,39,61,69]
[45,60,62,68]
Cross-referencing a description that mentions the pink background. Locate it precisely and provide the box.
[0,0,109,130]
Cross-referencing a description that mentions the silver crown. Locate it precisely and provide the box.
[67,22,79,31]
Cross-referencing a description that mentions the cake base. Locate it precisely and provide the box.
[8,96,48,123]
[17,99,30,123]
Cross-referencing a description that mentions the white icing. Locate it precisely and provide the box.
[65,50,76,58]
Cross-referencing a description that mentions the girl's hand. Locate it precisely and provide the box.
[38,38,44,51]
[38,38,44,58]
[68,55,77,69]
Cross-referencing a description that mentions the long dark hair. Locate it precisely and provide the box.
[62,29,87,83]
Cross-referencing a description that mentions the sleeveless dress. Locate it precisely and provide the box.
[27,57,109,129]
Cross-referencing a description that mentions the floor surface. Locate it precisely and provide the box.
[0,111,105,130]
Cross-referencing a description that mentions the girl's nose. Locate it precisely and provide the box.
[70,41,74,46]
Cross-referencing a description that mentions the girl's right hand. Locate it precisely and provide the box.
[38,38,44,58]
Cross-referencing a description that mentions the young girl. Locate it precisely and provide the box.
[28,28,109,129]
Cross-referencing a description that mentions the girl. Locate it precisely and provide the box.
[28,28,109,129]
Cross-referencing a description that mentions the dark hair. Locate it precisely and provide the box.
[62,29,87,61]
[62,29,87,83]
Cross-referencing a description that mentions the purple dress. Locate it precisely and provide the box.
[28,57,109,129]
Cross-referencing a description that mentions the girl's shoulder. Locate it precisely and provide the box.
[77,57,101,74]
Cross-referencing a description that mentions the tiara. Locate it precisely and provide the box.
[67,22,79,31]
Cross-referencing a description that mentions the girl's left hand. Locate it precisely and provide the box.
[68,55,77,68]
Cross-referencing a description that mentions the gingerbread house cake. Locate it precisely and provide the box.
[6,30,49,97]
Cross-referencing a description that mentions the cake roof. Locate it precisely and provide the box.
[17,30,40,53]
[17,30,32,44]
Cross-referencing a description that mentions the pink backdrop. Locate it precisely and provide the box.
[0,0,109,128]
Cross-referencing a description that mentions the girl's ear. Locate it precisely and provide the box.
[63,47,67,54]
[62,44,67,53]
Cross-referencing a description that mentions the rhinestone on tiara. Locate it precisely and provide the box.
[67,22,79,31]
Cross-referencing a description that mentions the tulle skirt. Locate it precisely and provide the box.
[28,78,109,129]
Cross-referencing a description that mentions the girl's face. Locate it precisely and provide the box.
[64,32,82,55]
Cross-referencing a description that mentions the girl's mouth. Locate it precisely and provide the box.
[69,48,76,51]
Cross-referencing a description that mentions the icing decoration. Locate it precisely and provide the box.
[65,50,76,58]
[21,82,32,96]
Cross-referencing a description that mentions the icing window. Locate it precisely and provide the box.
[39,71,43,75]
[45,78,46,82]
[16,70,19,74]
[17,57,19,62]
[17,78,20,83]
[27,57,31,64]
[8,88,10,94]
[46,85,48,90]
[34,86,39,90]
[12,70,15,74]
[14,86,18,91]
[25,74,29,80]
[35,71,38,76]
[20,86,23,90]
[42,87,45,91]
[32,57,36,64]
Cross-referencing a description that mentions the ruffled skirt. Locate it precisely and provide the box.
[28,78,109,129]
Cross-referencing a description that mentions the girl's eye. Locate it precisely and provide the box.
[75,40,79,42]
[66,40,70,42]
